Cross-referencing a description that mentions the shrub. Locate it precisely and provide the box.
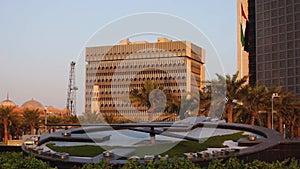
[81,159,112,169]
[2,152,300,169]
[0,152,56,169]
[207,159,224,169]
[120,158,200,169]
[224,157,245,169]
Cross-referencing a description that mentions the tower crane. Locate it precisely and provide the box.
[66,61,78,116]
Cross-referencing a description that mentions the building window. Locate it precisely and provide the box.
[296,77,300,83]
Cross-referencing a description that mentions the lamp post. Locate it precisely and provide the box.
[45,106,48,132]
[271,93,280,130]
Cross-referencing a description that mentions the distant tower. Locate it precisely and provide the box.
[66,61,78,116]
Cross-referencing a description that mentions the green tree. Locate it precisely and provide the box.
[198,86,212,117]
[46,115,62,132]
[0,105,16,143]
[47,115,61,124]
[260,87,294,131]
[238,84,268,125]
[216,72,248,123]
[275,90,300,138]
[78,111,102,124]
[23,108,41,135]
[63,115,79,124]
[179,92,200,119]
[129,80,177,121]
[0,152,57,169]
[130,80,162,111]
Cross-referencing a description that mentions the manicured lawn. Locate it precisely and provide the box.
[47,143,105,157]
[161,132,245,157]
[46,132,246,157]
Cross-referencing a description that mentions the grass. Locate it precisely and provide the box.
[47,143,105,157]
[46,132,246,157]
[161,132,245,157]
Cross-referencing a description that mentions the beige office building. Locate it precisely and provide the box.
[85,38,205,121]
[237,0,250,82]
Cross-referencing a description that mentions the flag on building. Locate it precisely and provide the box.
[240,4,249,52]
[241,4,248,20]
[240,23,245,46]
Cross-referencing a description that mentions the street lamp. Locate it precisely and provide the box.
[271,93,280,130]
[44,106,48,131]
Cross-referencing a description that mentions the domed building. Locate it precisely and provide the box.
[0,96,70,118]
[0,95,72,143]
[0,96,20,143]
[22,98,44,111]
[20,98,70,117]
[0,96,16,107]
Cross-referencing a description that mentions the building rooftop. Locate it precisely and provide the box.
[0,99,16,107]
[22,98,44,109]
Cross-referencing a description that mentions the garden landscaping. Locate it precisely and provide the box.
[1,152,300,169]
[46,132,246,157]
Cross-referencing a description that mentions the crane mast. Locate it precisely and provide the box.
[66,61,77,116]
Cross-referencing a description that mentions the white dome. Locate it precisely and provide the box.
[22,98,44,109]
[0,99,16,107]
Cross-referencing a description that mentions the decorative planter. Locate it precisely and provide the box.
[62,132,71,137]
[103,150,114,157]
[248,135,257,141]
[158,154,169,161]
[144,155,155,163]
[129,156,140,162]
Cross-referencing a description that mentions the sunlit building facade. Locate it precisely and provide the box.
[85,38,205,120]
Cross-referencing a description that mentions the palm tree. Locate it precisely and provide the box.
[47,115,62,124]
[47,115,62,132]
[166,98,180,115]
[130,80,162,110]
[23,108,41,135]
[261,87,285,129]
[130,80,170,121]
[78,111,102,124]
[198,83,228,119]
[0,106,16,143]
[179,92,200,119]
[102,113,118,124]
[63,115,79,124]
[198,86,211,117]
[238,84,268,125]
[274,90,300,138]
[216,72,248,123]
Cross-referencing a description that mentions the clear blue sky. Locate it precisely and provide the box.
[0,0,237,111]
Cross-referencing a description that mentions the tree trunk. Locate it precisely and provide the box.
[291,121,295,138]
[148,108,154,122]
[227,105,233,123]
[279,116,283,133]
[267,111,271,129]
[298,127,300,138]
[3,118,8,143]
[30,123,35,135]
[250,111,255,125]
